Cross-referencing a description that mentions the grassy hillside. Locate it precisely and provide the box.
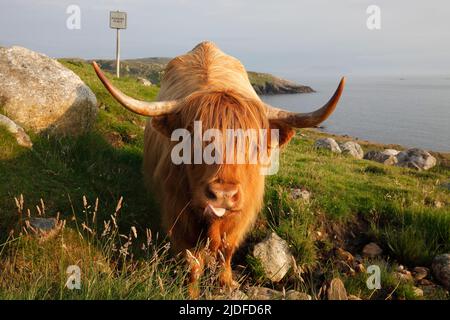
[0,60,448,300]
[95,57,170,85]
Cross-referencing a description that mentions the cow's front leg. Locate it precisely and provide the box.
[186,249,204,299]
[218,239,239,289]
[207,219,239,290]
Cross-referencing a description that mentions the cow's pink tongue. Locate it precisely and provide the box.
[205,204,226,217]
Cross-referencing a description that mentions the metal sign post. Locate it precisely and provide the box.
[109,11,127,78]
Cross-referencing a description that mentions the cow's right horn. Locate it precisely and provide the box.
[92,61,179,116]
[265,77,345,128]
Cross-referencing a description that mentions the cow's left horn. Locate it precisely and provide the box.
[92,61,179,116]
[265,77,345,128]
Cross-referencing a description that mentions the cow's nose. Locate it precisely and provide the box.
[205,183,240,209]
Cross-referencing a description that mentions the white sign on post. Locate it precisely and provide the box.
[110,11,127,29]
[109,11,127,78]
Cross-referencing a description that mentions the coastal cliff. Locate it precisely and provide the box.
[95,58,314,95]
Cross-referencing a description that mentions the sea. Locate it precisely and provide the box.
[261,76,450,152]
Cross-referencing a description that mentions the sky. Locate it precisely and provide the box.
[1,0,449,79]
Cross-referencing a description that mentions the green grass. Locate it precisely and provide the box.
[0,59,449,299]
[0,198,187,299]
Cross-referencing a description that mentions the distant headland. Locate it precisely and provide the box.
[93,57,315,95]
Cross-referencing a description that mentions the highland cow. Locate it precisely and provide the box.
[93,41,345,297]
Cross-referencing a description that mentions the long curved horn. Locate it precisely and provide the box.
[92,61,179,116]
[265,77,345,128]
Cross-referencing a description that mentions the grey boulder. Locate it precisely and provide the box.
[314,138,342,153]
[339,141,364,159]
[432,254,450,289]
[364,149,399,166]
[396,148,437,171]
[0,46,97,136]
[253,232,293,282]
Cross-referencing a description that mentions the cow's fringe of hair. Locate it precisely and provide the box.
[176,89,270,167]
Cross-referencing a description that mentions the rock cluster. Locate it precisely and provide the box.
[314,138,364,159]
[290,188,311,202]
[314,138,437,171]
[364,148,436,170]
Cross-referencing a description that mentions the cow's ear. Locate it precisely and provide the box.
[268,120,296,147]
[151,113,181,138]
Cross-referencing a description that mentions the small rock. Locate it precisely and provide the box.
[413,267,429,280]
[27,217,63,241]
[327,278,348,300]
[432,254,450,289]
[137,77,152,86]
[348,294,362,300]
[399,268,412,277]
[420,283,441,296]
[394,271,413,282]
[29,217,57,232]
[253,232,293,282]
[412,286,424,298]
[314,138,341,153]
[418,279,434,286]
[285,290,312,300]
[339,141,364,159]
[246,287,282,300]
[440,182,450,191]
[396,148,437,171]
[290,188,310,201]
[434,200,444,208]
[362,242,383,258]
[364,150,398,166]
[0,114,33,148]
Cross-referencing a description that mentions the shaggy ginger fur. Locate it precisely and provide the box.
[143,42,290,297]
